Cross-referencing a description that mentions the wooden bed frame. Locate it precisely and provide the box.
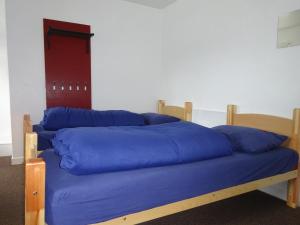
[24,102,299,225]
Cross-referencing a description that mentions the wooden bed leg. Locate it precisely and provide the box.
[287,176,299,208]
[25,132,45,225]
[287,108,300,208]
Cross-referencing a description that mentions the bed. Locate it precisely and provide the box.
[24,102,300,225]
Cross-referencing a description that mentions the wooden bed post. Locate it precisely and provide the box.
[24,114,33,133]
[158,100,166,114]
[184,102,193,122]
[25,133,45,225]
[227,105,237,125]
[24,114,33,151]
[287,108,300,208]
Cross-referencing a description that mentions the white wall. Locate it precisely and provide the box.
[0,0,12,153]
[162,0,300,204]
[162,0,300,119]
[6,0,163,163]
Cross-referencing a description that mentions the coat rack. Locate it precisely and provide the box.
[47,27,94,39]
[46,26,94,53]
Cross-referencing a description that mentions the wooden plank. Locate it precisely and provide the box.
[287,176,299,208]
[157,100,193,121]
[25,158,45,225]
[184,102,192,121]
[25,133,38,161]
[287,108,300,208]
[92,170,297,225]
[157,100,166,114]
[24,114,33,153]
[290,109,300,152]
[162,106,185,120]
[234,114,293,137]
[24,114,33,134]
[226,105,237,125]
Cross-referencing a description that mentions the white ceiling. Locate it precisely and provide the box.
[122,0,177,9]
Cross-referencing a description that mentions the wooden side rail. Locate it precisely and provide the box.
[25,132,45,225]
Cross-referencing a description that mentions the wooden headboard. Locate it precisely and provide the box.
[227,105,300,153]
[158,100,192,122]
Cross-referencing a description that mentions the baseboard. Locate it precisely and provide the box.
[11,156,24,165]
[0,144,12,156]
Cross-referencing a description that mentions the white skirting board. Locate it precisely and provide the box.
[0,143,12,156]
[11,156,24,165]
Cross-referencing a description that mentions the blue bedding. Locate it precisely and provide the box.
[33,125,55,150]
[142,113,180,125]
[41,148,298,225]
[41,107,145,131]
[52,121,233,175]
[34,112,180,150]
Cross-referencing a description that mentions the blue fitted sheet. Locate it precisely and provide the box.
[41,148,298,225]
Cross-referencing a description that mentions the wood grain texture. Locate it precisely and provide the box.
[287,109,300,208]
[287,175,299,208]
[226,105,237,125]
[92,170,297,225]
[234,113,293,137]
[23,114,33,134]
[25,132,45,225]
[158,100,193,121]
[25,158,45,225]
[25,133,38,162]
[24,114,33,153]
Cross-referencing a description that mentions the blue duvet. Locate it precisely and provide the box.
[53,121,233,175]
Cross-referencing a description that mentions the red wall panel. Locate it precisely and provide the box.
[44,19,92,109]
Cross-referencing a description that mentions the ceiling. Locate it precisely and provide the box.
[122,0,177,9]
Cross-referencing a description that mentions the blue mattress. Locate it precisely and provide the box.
[41,148,298,225]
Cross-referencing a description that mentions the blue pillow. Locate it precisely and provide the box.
[41,107,145,131]
[213,125,288,153]
[142,113,180,125]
